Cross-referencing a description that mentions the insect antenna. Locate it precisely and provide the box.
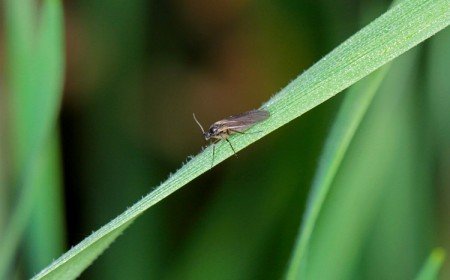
[192,113,205,134]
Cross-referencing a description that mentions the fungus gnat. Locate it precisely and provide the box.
[193,109,270,167]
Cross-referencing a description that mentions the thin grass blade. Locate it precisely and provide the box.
[0,0,65,278]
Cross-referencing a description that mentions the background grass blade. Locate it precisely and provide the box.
[32,0,450,278]
[286,63,391,280]
[0,0,65,278]
[426,26,450,279]
[24,131,66,276]
[304,45,423,279]
[285,2,401,278]
[23,0,66,273]
[415,248,446,280]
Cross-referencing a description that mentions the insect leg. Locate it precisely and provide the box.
[211,142,216,168]
[225,138,238,157]
[210,139,220,167]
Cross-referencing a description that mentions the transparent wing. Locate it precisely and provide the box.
[217,109,269,132]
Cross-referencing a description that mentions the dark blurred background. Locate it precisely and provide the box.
[2,0,449,279]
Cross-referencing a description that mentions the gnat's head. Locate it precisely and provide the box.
[204,125,221,140]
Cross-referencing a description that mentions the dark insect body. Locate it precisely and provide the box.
[193,109,270,167]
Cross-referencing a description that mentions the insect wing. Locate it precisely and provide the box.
[220,109,269,132]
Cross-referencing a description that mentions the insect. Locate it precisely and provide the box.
[193,109,270,167]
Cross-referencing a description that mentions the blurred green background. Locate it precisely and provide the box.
[1,0,449,279]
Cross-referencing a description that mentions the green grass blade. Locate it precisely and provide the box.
[0,0,65,278]
[285,1,402,277]
[33,0,450,278]
[5,0,35,172]
[358,47,432,279]
[23,0,67,271]
[415,248,446,280]
[286,65,391,280]
[305,45,421,279]
[428,25,450,147]
[25,130,66,275]
[426,27,450,280]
